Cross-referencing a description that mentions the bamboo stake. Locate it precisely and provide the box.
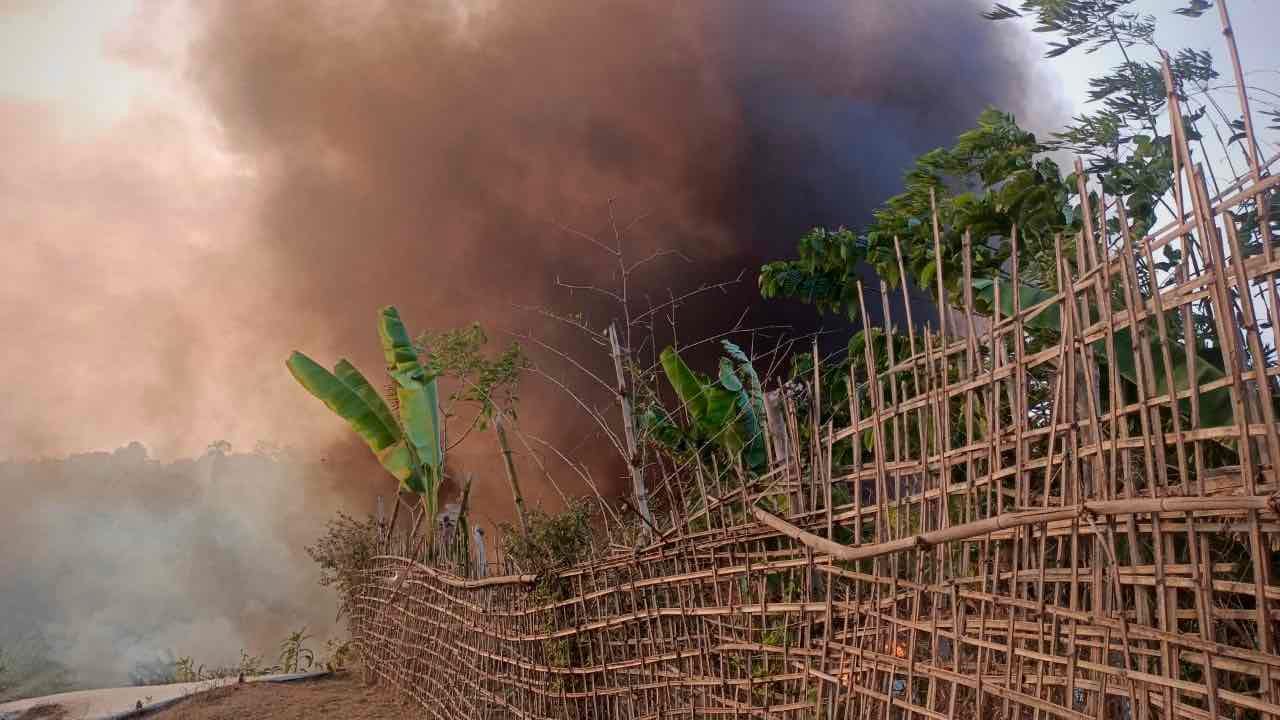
[609,322,654,535]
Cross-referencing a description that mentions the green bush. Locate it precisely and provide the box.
[499,499,594,580]
[306,511,380,619]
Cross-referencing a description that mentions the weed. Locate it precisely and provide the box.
[278,627,315,673]
[319,638,353,672]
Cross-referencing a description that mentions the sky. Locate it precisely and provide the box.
[0,0,1277,461]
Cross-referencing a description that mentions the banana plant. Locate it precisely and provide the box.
[656,343,767,470]
[286,306,445,526]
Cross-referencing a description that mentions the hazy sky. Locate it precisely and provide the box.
[1,0,1276,460]
[4,1,1274,139]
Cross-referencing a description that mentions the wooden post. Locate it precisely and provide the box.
[608,322,654,535]
[493,411,529,533]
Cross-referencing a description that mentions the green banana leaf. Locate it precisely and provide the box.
[378,306,422,380]
[661,346,709,420]
[722,340,767,467]
[718,357,766,469]
[640,405,687,451]
[659,346,750,463]
[660,348,738,434]
[334,358,401,444]
[378,306,443,500]
[972,277,1232,426]
[722,341,766,422]
[286,351,416,484]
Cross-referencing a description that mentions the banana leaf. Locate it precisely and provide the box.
[722,340,767,468]
[722,340,766,421]
[334,358,401,444]
[378,306,443,500]
[661,346,709,420]
[719,357,766,469]
[973,276,1232,426]
[378,306,422,380]
[640,405,687,452]
[659,346,750,463]
[286,351,415,485]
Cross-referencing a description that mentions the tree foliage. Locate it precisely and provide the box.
[419,323,528,424]
[499,499,594,581]
[760,1,1247,433]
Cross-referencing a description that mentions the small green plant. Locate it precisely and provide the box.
[651,342,767,471]
[278,627,315,673]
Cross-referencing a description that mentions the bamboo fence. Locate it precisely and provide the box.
[347,27,1280,720]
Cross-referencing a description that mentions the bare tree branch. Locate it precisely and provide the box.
[517,429,623,529]
[509,302,606,345]
[507,329,617,398]
[526,363,628,461]
[626,248,691,275]
[555,276,624,304]
[551,219,619,257]
[629,270,746,324]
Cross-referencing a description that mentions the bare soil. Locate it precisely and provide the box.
[146,673,409,720]
[14,705,69,720]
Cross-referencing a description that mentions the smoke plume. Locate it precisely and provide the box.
[182,0,1055,501]
[0,444,354,695]
[0,0,1059,693]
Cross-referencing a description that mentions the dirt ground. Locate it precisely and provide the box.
[143,673,409,720]
[13,705,69,720]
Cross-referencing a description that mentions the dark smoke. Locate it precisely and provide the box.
[185,0,1054,502]
[1,0,1060,695]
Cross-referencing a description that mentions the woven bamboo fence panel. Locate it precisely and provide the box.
[348,53,1280,720]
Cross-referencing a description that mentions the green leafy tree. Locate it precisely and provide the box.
[173,656,204,683]
[760,2,1242,427]
[418,323,531,530]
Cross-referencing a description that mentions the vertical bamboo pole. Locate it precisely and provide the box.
[609,323,654,535]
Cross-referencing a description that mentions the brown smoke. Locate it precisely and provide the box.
[0,0,1059,693]
[182,0,1052,503]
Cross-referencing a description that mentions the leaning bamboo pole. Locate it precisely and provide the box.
[752,495,1278,565]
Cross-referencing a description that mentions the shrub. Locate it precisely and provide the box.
[305,511,380,619]
[499,499,594,581]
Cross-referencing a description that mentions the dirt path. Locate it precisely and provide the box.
[144,673,407,720]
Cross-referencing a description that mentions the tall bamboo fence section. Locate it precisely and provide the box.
[348,46,1280,719]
